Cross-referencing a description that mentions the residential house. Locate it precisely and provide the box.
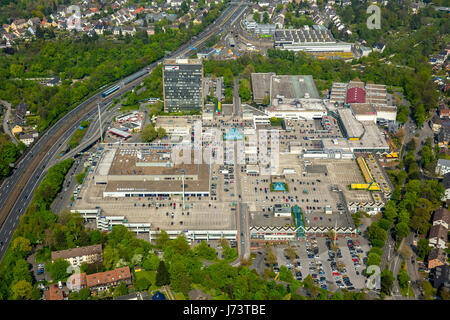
[145,26,155,36]
[428,248,447,269]
[19,133,35,146]
[66,272,87,292]
[113,292,140,300]
[27,18,41,28]
[372,42,386,53]
[189,288,212,300]
[433,265,450,290]
[51,244,103,268]
[436,159,450,175]
[438,126,450,148]
[439,106,450,119]
[94,24,106,35]
[428,224,448,249]
[432,114,444,133]
[13,103,27,126]
[44,284,64,300]
[433,208,450,229]
[2,33,16,45]
[121,26,136,36]
[11,19,28,31]
[85,266,132,292]
[443,173,450,201]
[11,125,23,135]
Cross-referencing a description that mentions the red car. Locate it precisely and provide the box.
[332,272,340,276]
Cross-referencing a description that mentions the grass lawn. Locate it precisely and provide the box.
[135,270,156,286]
[119,104,140,113]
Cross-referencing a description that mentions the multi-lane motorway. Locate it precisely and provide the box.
[0,0,249,262]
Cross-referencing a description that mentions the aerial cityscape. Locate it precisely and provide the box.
[0,0,449,304]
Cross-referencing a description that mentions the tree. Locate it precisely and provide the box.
[156,127,167,139]
[366,252,382,266]
[155,230,170,249]
[102,246,120,270]
[253,12,261,23]
[113,281,129,297]
[438,286,450,300]
[11,280,32,300]
[48,258,70,282]
[11,237,32,257]
[136,277,151,291]
[222,246,237,261]
[155,260,170,286]
[143,255,160,271]
[284,246,297,262]
[193,241,217,261]
[394,222,410,240]
[13,259,32,284]
[263,12,270,24]
[181,1,189,14]
[238,79,251,102]
[397,268,410,289]
[398,243,413,260]
[420,280,436,300]
[266,251,278,266]
[378,218,392,231]
[416,238,430,260]
[141,124,158,142]
[367,223,387,247]
[303,274,319,298]
[380,268,394,296]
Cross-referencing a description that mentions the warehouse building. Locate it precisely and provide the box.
[93,144,210,198]
[163,59,204,113]
[251,73,320,107]
[273,26,353,54]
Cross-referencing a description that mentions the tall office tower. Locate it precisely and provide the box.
[163,58,204,113]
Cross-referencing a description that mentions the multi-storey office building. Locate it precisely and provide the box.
[163,58,203,113]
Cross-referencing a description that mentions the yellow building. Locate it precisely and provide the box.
[11,125,23,135]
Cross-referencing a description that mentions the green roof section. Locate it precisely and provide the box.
[223,127,244,140]
[293,205,305,238]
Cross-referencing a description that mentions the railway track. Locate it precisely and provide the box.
[0,1,247,233]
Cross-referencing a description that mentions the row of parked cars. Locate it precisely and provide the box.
[309,260,327,290]
[347,239,362,269]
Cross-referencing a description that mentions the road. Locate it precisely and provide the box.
[0,0,249,263]
[1,100,17,145]
[232,77,250,260]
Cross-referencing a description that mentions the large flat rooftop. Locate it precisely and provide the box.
[338,108,365,138]
[274,26,335,44]
[164,58,202,65]
[271,75,320,100]
[251,72,274,103]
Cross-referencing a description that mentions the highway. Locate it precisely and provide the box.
[0,0,249,263]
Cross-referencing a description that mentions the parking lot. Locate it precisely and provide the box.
[254,235,371,292]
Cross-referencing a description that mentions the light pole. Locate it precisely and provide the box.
[97,103,103,143]
[180,169,185,211]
